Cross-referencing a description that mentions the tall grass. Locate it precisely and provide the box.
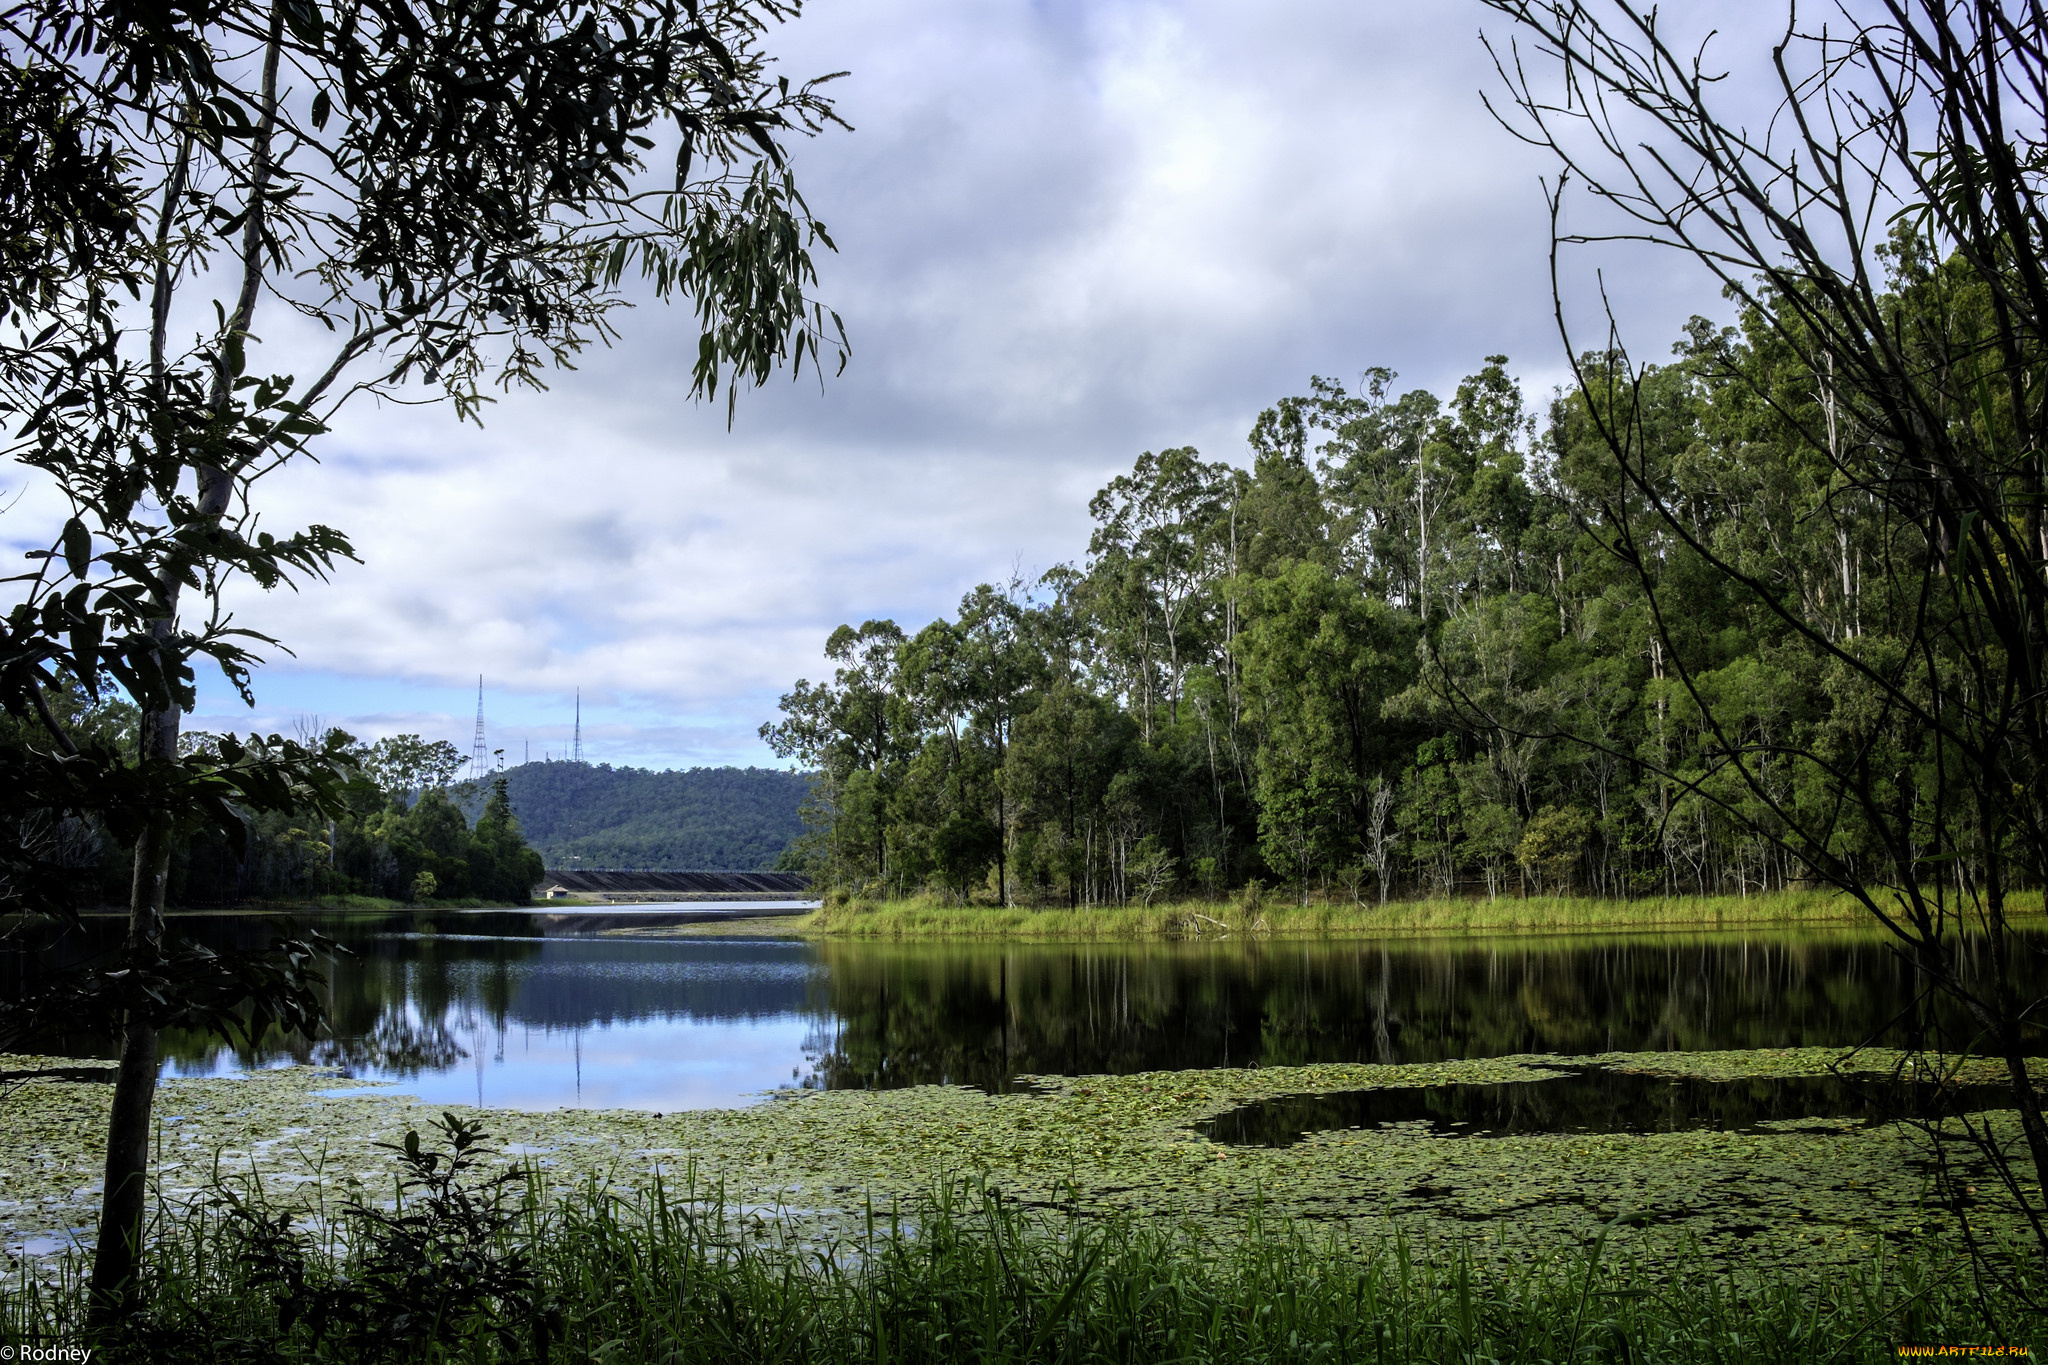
[4,1172,2036,1364]
[802,887,2045,939]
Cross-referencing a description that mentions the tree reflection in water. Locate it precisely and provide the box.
[803,932,2014,1093]
[10,917,2032,1109]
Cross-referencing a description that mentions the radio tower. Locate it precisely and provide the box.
[572,688,582,763]
[471,676,487,780]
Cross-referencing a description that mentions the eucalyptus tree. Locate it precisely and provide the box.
[1233,559,1415,898]
[1021,564,1097,688]
[895,615,992,900]
[950,584,1033,904]
[1239,403,1333,576]
[1442,357,1537,600]
[2,0,846,1315]
[360,733,465,806]
[1085,447,1234,736]
[1005,679,1138,905]
[762,621,914,889]
[1004,571,1140,904]
[1486,0,2048,1270]
[1308,370,1439,607]
[858,585,1040,905]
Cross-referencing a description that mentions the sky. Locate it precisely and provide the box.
[78,0,1744,770]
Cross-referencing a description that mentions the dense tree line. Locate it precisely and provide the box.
[767,260,1996,908]
[179,732,546,905]
[4,693,546,905]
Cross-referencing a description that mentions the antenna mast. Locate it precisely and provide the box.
[472,676,487,780]
[573,688,582,763]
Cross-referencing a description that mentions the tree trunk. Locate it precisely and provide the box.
[89,1015,161,1321]
[1981,886,2048,1245]
[995,785,1008,907]
[88,788,174,1322]
[89,9,283,1320]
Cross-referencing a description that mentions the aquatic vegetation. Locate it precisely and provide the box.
[1,1045,2029,1280]
[6,1164,2033,1365]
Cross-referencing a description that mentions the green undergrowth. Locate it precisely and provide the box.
[804,888,2048,939]
[3,1158,2036,1365]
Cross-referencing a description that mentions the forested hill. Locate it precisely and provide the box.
[501,763,809,870]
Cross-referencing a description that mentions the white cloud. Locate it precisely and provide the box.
[160,0,1739,764]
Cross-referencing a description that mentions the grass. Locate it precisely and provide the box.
[4,1163,2035,1365]
[801,886,2048,939]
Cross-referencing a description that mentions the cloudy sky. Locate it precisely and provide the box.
[171,0,1733,770]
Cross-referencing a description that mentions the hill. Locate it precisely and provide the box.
[499,763,809,870]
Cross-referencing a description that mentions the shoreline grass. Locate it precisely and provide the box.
[5,1169,2033,1364]
[802,887,2048,940]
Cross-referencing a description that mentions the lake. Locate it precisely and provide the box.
[11,910,2009,1114]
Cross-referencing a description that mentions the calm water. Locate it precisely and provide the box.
[12,913,2038,1112]
[1198,1070,2021,1147]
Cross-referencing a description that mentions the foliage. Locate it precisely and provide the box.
[356,738,465,808]
[1479,0,2048,1282]
[0,0,845,1310]
[2,0,845,914]
[0,679,344,1046]
[764,338,1936,909]
[15,724,552,907]
[214,1114,548,1364]
[3,1158,2037,1364]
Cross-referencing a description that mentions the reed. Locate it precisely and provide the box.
[801,886,2048,939]
[4,1168,2035,1364]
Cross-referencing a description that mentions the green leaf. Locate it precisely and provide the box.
[61,518,91,580]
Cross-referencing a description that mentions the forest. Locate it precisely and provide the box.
[178,732,547,906]
[2,692,548,907]
[765,258,1965,908]
[5,694,804,907]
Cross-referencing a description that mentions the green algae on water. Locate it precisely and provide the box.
[0,1048,2024,1273]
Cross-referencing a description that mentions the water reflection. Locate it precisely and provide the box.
[798,934,2017,1091]
[268,936,829,1110]
[10,916,2035,1111]
[1198,1069,2021,1146]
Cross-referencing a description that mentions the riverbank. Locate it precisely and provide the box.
[5,1042,2039,1359]
[799,888,2047,939]
[4,1165,2024,1364]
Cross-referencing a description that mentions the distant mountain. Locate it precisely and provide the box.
[499,763,809,870]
